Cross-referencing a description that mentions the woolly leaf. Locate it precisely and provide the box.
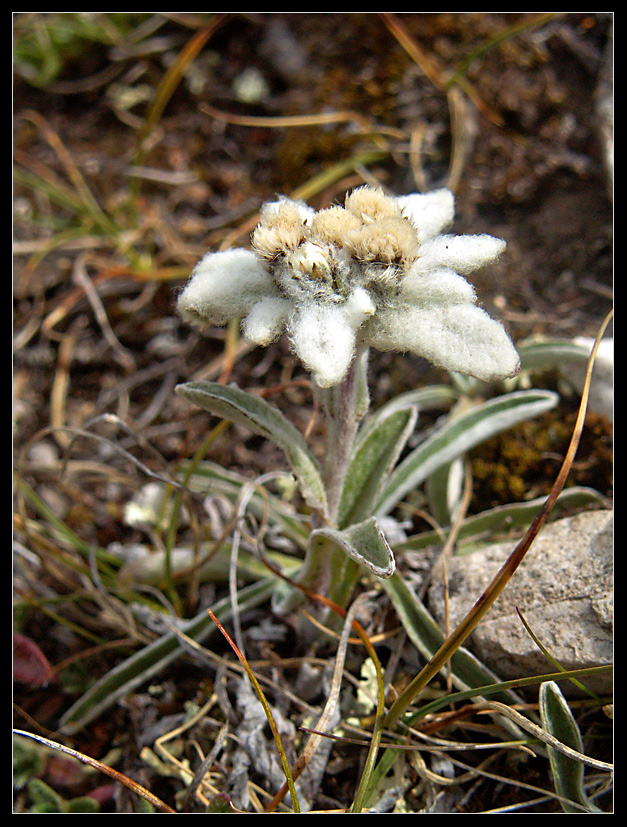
[376,390,558,516]
[176,381,327,513]
[311,516,395,579]
[539,681,605,813]
[338,406,417,529]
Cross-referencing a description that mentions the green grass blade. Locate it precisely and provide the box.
[381,571,524,704]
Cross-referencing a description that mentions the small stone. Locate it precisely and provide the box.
[427,509,613,696]
[232,67,269,104]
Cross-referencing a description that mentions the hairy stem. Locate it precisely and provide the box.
[317,344,370,525]
[308,345,370,610]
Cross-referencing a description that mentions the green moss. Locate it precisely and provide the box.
[469,405,612,512]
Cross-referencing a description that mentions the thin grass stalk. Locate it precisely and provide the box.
[380,12,504,126]
[446,13,560,90]
[162,419,230,612]
[258,555,387,814]
[207,610,301,813]
[515,608,601,699]
[349,642,386,814]
[19,110,120,238]
[406,664,612,726]
[130,16,225,198]
[58,577,276,734]
[474,699,612,773]
[382,310,612,731]
[263,595,376,813]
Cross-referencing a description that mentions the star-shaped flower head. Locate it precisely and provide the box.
[177,186,520,387]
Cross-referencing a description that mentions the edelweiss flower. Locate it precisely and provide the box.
[177,186,520,387]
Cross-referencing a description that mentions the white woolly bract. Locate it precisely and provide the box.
[366,303,520,383]
[177,248,274,327]
[288,302,358,388]
[419,234,506,275]
[397,188,455,242]
[241,296,290,345]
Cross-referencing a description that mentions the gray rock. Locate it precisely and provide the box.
[428,509,613,696]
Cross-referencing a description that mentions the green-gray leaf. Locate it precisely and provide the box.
[338,406,417,529]
[393,487,607,554]
[362,384,458,424]
[518,338,592,373]
[311,516,395,578]
[539,681,605,813]
[59,577,277,734]
[376,390,559,517]
[176,381,327,514]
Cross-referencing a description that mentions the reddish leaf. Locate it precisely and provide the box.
[85,784,116,806]
[45,754,86,788]
[13,633,53,687]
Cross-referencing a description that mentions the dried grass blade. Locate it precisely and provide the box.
[13,729,177,813]
[58,578,275,734]
[133,16,225,171]
[380,12,503,126]
[474,699,612,773]
[19,110,119,236]
[257,557,387,814]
